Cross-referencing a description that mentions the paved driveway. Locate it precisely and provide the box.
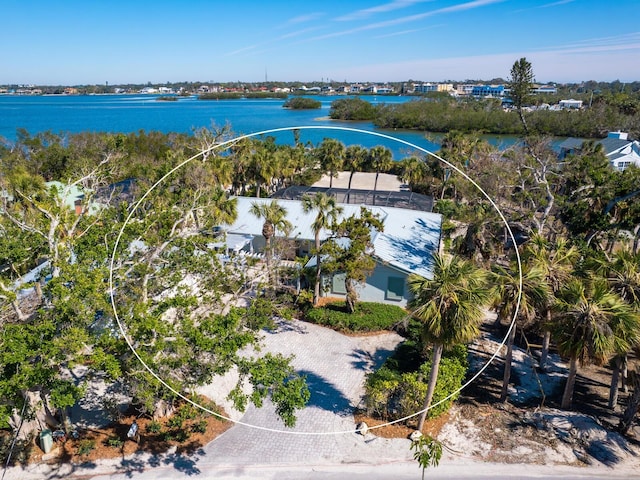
[199,319,410,467]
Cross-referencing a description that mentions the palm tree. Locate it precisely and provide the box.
[597,249,640,408]
[301,193,343,306]
[344,145,366,201]
[367,146,393,203]
[248,145,276,198]
[605,249,640,306]
[273,145,297,191]
[523,234,579,371]
[249,200,291,286]
[553,278,639,410]
[408,253,490,431]
[229,137,255,195]
[398,156,427,189]
[317,138,345,188]
[490,260,549,402]
[619,367,640,434]
[200,187,237,231]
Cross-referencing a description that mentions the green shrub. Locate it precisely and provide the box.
[329,97,378,120]
[364,345,468,422]
[362,366,402,419]
[167,415,183,430]
[77,439,96,456]
[303,301,407,333]
[191,420,208,434]
[163,429,190,443]
[106,436,124,448]
[176,403,200,421]
[146,420,162,434]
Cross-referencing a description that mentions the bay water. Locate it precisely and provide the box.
[0,94,443,159]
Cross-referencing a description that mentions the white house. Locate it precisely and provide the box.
[601,131,640,171]
[559,99,583,109]
[558,131,640,171]
[222,197,442,307]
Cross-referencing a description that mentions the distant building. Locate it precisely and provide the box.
[533,85,558,94]
[376,86,394,94]
[455,84,476,96]
[471,84,505,98]
[559,99,583,109]
[603,132,640,171]
[413,83,453,94]
[414,83,437,93]
[558,131,640,171]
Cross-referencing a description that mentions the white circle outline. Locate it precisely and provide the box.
[108,125,522,435]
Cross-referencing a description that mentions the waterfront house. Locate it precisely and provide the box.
[222,196,442,307]
[558,131,640,171]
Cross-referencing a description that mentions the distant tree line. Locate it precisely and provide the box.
[4,79,640,97]
[199,91,288,100]
[282,97,321,109]
[330,94,640,138]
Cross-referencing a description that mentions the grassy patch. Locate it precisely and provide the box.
[303,301,407,333]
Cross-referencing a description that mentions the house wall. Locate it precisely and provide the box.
[322,262,411,307]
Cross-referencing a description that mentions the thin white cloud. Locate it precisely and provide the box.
[336,0,435,21]
[556,32,640,49]
[511,0,575,13]
[374,28,422,38]
[374,23,445,39]
[338,39,640,82]
[224,44,261,57]
[312,0,505,41]
[278,27,323,40]
[285,13,325,25]
[539,0,575,8]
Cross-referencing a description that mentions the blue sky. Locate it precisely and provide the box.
[3,0,639,85]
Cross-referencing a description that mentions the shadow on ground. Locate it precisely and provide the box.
[297,369,354,416]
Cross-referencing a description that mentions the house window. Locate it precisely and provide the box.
[386,277,405,301]
[332,273,347,294]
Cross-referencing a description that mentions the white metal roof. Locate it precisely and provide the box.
[226,197,441,279]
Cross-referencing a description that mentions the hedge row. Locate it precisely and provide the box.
[302,301,408,333]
